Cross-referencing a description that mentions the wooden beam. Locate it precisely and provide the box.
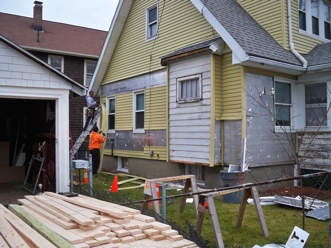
[8,204,76,247]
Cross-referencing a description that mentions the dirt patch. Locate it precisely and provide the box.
[259,186,331,201]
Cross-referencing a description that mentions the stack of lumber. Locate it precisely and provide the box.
[0,192,199,248]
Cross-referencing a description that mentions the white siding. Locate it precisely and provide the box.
[169,54,211,164]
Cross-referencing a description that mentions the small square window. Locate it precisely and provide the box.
[48,55,63,72]
[177,74,202,103]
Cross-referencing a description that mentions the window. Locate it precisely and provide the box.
[133,91,144,132]
[275,81,292,127]
[48,55,63,72]
[146,5,158,40]
[177,74,202,102]
[85,60,97,87]
[324,1,331,39]
[305,83,327,126]
[298,0,331,40]
[108,98,115,131]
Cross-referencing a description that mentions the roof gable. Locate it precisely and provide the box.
[0,35,86,96]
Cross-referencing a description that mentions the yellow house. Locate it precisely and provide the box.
[90,0,331,188]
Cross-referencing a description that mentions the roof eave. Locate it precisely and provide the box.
[241,56,306,76]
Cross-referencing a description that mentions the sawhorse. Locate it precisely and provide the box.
[142,175,199,217]
[196,186,268,248]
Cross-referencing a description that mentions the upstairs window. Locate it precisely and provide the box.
[133,91,145,132]
[299,0,307,30]
[177,74,202,103]
[275,81,292,127]
[85,60,97,87]
[298,0,331,40]
[146,4,158,40]
[323,1,331,39]
[48,55,63,72]
[108,98,115,131]
[305,83,327,127]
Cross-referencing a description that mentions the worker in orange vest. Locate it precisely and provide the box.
[89,126,105,175]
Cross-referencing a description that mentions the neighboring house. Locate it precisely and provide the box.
[90,0,331,188]
[0,1,107,160]
[0,34,85,192]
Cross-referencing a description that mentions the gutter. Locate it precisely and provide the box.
[287,0,307,69]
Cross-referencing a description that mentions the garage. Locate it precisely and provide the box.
[0,35,85,192]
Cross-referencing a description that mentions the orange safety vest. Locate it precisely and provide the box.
[89,131,105,150]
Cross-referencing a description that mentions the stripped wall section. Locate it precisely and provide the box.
[168,53,212,165]
[245,72,295,167]
[101,71,167,160]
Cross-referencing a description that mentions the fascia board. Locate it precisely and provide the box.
[297,70,331,83]
[90,0,134,95]
[190,0,248,62]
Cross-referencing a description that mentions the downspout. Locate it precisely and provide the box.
[287,0,307,69]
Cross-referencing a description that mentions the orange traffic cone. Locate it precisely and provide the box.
[82,169,89,184]
[110,175,118,193]
[149,183,160,206]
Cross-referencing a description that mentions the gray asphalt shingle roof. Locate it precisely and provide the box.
[304,42,331,66]
[200,0,302,66]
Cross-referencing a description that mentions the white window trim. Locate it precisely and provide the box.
[117,157,129,173]
[48,55,64,72]
[274,77,296,133]
[145,4,158,41]
[133,90,145,133]
[176,74,202,103]
[107,96,115,133]
[84,60,97,87]
[298,0,331,41]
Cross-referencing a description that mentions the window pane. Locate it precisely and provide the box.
[136,112,144,129]
[298,0,305,11]
[325,22,331,39]
[108,115,115,130]
[275,82,291,104]
[312,16,319,35]
[306,106,327,126]
[148,7,157,22]
[179,78,200,100]
[299,11,307,30]
[305,83,327,126]
[305,83,326,104]
[109,99,115,113]
[50,57,62,71]
[276,105,291,126]
[150,23,157,37]
[136,94,144,111]
[86,62,96,74]
[311,0,318,16]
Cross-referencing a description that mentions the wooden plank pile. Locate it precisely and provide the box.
[0,192,199,248]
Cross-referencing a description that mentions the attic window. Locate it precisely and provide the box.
[146,4,158,40]
[177,74,202,103]
[48,55,63,72]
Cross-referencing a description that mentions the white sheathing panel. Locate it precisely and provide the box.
[0,40,71,192]
[169,54,211,164]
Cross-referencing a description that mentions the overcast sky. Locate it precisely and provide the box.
[0,0,120,31]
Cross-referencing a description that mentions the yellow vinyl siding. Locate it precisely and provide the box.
[104,146,166,160]
[103,0,218,84]
[115,93,132,131]
[214,54,222,120]
[221,53,242,120]
[290,0,321,54]
[145,86,167,130]
[238,0,286,47]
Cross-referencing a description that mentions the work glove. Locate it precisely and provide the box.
[102,132,105,137]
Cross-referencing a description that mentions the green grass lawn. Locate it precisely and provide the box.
[74,172,330,248]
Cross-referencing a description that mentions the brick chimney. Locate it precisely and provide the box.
[33,1,43,31]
